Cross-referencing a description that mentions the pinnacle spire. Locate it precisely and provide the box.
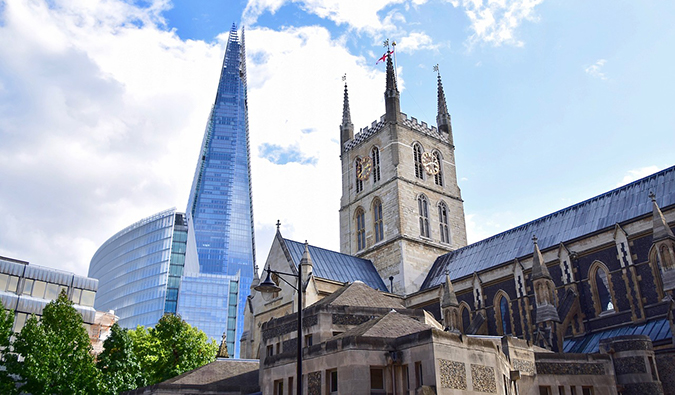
[531,236,552,280]
[340,75,354,151]
[434,65,453,140]
[342,77,352,127]
[441,270,459,308]
[651,192,675,241]
[383,47,400,122]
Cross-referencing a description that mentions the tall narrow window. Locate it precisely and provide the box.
[418,195,430,238]
[499,295,512,335]
[438,202,450,244]
[461,304,471,333]
[328,369,338,394]
[433,151,443,186]
[371,147,381,183]
[595,267,614,312]
[356,208,366,250]
[355,158,363,193]
[413,143,424,179]
[373,199,384,243]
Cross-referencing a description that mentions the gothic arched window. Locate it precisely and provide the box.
[590,262,615,315]
[438,202,450,244]
[418,195,430,238]
[460,303,471,334]
[413,143,424,179]
[495,293,512,335]
[595,268,613,312]
[356,207,366,250]
[433,151,443,186]
[373,199,384,243]
[355,158,363,193]
[371,147,381,183]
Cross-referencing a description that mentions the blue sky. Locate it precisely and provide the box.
[0,0,673,276]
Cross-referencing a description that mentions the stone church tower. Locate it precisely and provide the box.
[339,53,467,295]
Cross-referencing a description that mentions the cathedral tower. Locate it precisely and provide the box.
[339,56,467,295]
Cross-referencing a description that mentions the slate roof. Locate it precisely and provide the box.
[124,359,260,394]
[336,310,431,339]
[284,238,389,291]
[563,318,672,353]
[310,280,404,310]
[422,165,675,289]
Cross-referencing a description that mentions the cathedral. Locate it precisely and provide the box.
[240,51,675,395]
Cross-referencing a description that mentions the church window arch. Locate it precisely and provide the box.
[413,143,424,179]
[589,262,616,315]
[355,207,366,250]
[494,291,513,336]
[373,198,384,243]
[438,201,450,244]
[648,246,666,301]
[355,158,363,193]
[433,151,444,186]
[418,195,430,238]
[371,147,381,183]
[459,302,471,334]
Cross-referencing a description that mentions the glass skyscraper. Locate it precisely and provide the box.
[88,208,188,329]
[181,24,255,357]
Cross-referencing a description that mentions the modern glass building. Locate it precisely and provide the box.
[88,208,188,329]
[183,24,255,356]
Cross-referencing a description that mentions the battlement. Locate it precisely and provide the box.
[343,113,449,152]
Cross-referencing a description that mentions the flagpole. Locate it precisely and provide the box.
[392,41,398,82]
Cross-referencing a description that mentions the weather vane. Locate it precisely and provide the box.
[433,64,440,76]
[342,73,347,82]
[383,39,390,50]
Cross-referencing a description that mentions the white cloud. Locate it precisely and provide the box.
[245,25,386,263]
[0,0,390,275]
[448,0,544,47]
[396,32,440,53]
[616,166,660,187]
[585,59,608,80]
[0,0,224,274]
[243,0,406,35]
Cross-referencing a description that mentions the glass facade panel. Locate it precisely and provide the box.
[7,276,17,293]
[32,281,46,299]
[80,290,95,307]
[0,274,7,291]
[88,208,177,329]
[176,272,238,350]
[44,283,60,301]
[184,25,255,358]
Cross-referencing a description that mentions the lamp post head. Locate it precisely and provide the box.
[255,270,282,301]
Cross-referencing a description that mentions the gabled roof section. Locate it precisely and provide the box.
[310,280,404,309]
[337,310,431,339]
[283,239,388,291]
[422,165,675,289]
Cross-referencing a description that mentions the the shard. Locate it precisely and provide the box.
[180,24,256,357]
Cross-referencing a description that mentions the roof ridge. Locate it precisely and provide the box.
[283,238,371,262]
[451,165,675,256]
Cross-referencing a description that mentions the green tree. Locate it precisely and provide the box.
[129,314,217,385]
[9,291,99,394]
[0,300,17,395]
[96,323,146,395]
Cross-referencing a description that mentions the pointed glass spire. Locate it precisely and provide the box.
[182,24,255,357]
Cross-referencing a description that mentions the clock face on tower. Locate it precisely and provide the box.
[357,157,372,180]
[421,152,440,175]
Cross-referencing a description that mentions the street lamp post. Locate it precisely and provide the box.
[255,268,303,395]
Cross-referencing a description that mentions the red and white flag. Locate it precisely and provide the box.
[376,49,394,65]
